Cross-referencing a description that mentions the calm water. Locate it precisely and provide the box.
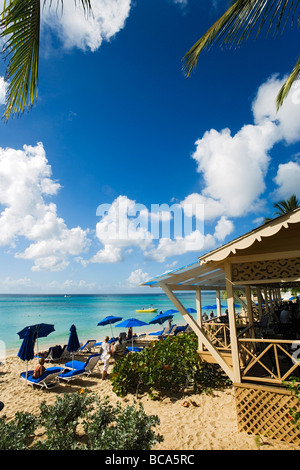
[0,292,224,355]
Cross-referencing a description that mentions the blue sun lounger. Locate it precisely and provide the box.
[20,367,63,389]
[58,354,101,382]
[79,340,96,353]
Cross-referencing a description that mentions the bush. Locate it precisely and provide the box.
[0,391,163,450]
[111,333,231,397]
[0,411,37,450]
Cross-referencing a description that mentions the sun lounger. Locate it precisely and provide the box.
[148,327,166,337]
[173,324,189,336]
[126,346,143,353]
[20,367,63,389]
[58,354,101,382]
[79,340,96,353]
[163,324,177,336]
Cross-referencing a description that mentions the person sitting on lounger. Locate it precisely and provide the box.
[112,336,126,359]
[33,358,46,379]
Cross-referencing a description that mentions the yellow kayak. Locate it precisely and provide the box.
[136,308,158,313]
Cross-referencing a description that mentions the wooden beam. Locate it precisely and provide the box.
[224,262,241,383]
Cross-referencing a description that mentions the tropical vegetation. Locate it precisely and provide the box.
[0,390,163,450]
[264,194,299,222]
[183,0,300,110]
[0,0,92,120]
[111,332,231,397]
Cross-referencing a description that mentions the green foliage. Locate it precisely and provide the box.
[83,398,163,450]
[111,333,231,397]
[284,378,300,430]
[0,390,162,450]
[0,411,37,450]
[35,390,94,450]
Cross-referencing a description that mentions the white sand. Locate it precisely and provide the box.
[0,354,299,451]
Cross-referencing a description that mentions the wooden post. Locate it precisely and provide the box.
[196,287,203,351]
[224,262,241,383]
[245,285,254,326]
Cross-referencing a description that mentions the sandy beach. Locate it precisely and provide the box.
[1,352,299,451]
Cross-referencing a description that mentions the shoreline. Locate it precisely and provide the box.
[1,352,299,450]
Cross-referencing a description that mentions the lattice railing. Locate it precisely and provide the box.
[238,337,300,385]
[235,384,300,444]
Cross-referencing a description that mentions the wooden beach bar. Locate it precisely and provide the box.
[142,207,300,444]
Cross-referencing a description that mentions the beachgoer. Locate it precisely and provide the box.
[112,336,126,359]
[280,306,292,324]
[127,327,133,341]
[32,358,46,379]
[203,312,208,321]
[100,336,111,380]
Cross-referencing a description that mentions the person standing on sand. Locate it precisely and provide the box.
[100,336,111,380]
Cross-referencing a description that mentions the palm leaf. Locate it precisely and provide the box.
[0,0,92,120]
[183,0,300,108]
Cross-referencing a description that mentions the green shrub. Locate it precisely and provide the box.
[83,398,163,450]
[0,391,163,450]
[0,411,37,450]
[111,333,231,397]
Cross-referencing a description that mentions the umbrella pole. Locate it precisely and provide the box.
[25,362,28,387]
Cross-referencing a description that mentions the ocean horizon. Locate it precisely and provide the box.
[0,292,230,355]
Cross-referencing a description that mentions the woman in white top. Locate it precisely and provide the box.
[100,336,111,379]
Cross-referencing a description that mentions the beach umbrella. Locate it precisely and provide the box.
[17,323,55,356]
[163,309,178,315]
[186,307,197,313]
[202,305,215,310]
[67,324,80,368]
[148,311,174,325]
[17,328,34,386]
[97,315,123,337]
[116,318,148,350]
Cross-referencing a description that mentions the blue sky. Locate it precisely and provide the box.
[0,0,300,293]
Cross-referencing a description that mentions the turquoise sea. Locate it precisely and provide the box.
[0,292,224,355]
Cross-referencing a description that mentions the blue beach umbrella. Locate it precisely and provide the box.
[202,305,215,310]
[67,324,80,367]
[17,323,55,356]
[17,328,34,386]
[148,312,174,325]
[163,309,179,315]
[116,318,148,349]
[17,323,55,339]
[97,315,123,337]
[186,307,197,313]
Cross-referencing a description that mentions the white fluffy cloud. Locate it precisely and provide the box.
[186,75,300,224]
[273,161,300,199]
[0,143,90,271]
[42,0,132,52]
[127,268,149,287]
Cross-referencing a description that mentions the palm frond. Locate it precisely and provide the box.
[0,0,92,120]
[276,55,300,109]
[0,0,41,120]
[183,0,300,109]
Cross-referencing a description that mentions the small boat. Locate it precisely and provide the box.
[136,307,158,313]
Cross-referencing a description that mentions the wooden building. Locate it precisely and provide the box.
[142,207,300,444]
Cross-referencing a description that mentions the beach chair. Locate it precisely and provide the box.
[79,340,96,353]
[148,327,166,337]
[59,345,70,360]
[163,324,177,336]
[58,354,101,382]
[126,346,143,353]
[20,367,63,389]
[174,324,189,336]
